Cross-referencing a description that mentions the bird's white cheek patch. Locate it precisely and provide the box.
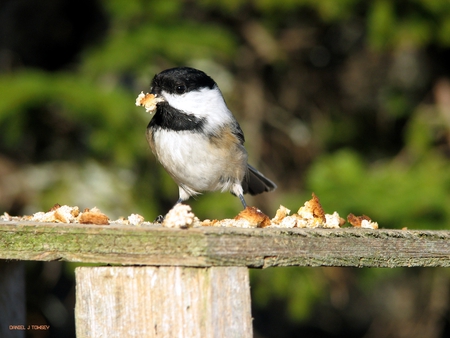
[161,86,234,130]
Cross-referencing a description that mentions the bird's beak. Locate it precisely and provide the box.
[154,93,166,102]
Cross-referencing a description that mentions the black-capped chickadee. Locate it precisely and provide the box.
[144,67,276,209]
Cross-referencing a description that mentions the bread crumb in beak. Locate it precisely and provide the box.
[135,91,164,114]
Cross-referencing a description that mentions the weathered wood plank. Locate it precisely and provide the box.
[75,266,252,338]
[1,221,450,268]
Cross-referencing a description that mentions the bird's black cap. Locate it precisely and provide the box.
[150,67,216,95]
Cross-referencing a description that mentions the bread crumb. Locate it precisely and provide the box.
[0,212,12,221]
[200,219,219,227]
[128,213,145,226]
[361,219,379,229]
[135,91,164,114]
[79,208,109,225]
[324,212,343,229]
[347,213,378,229]
[31,205,79,223]
[235,206,271,228]
[271,205,290,224]
[56,205,78,223]
[278,216,298,228]
[295,193,326,228]
[49,203,61,211]
[163,204,194,229]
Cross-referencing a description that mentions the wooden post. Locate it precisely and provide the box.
[0,261,25,338]
[75,266,252,338]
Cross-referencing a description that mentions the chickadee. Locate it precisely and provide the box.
[144,67,276,209]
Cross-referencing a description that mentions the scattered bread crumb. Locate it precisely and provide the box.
[324,212,344,229]
[78,207,109,225]
[200,219,218,227]
[49,203,61,212]
[347,213,378,229]
[1,204,148,227]
[268,193,331,229]
[234,206,271,228]
[0,194,380,229]
[163,203,195,229]
[296,193,326,227]
[31,205,80,223]
[128,213,145,226]
[0,212,13,221]
[361,219,379,229]
[271,205,291,224]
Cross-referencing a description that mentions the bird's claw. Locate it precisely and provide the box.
[154,215,165,223]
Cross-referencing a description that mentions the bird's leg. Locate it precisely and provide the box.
[239,194,248,209]
[154,197,185,223]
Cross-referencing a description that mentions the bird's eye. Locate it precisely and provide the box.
[175,85,186,94]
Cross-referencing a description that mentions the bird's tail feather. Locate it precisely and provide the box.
[242,164,277,196]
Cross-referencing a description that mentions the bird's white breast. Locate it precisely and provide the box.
[151,128,247,195]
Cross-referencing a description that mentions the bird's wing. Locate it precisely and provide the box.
[230,120,245,144]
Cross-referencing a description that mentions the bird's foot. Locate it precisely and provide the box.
[154,215,165,223]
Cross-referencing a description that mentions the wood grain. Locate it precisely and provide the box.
[1,221,450,268]
[75,266,252,338]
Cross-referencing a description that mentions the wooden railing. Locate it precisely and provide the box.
[1,221,450,337]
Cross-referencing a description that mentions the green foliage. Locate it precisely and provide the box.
[82,23,237,77]
[0,70,143,164]
[368,1,396,50]
[307,149,450,230]
[368,0,450,50]
[251,267,326,321]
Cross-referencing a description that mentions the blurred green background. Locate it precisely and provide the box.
[1,0,450,337]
